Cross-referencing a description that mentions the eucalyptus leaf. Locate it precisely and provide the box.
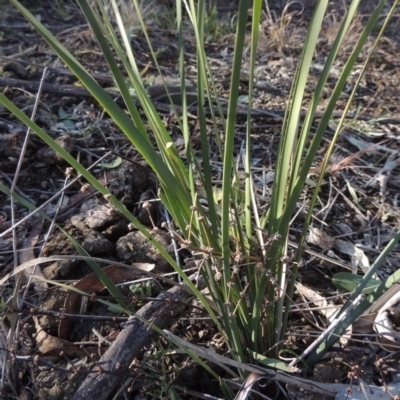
[58,106,70,119]
[99,156,123,169]
[249,350,299,373]
[333,272,382,294]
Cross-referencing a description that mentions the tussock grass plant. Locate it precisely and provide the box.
[2,0,400,391]
[259,1,305,54]
[92,0,173,32]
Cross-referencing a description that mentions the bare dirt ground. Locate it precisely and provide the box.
[1,0,400,399]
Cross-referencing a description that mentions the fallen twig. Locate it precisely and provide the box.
[71,281,196,400]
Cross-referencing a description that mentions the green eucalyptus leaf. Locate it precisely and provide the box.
[62,119,76,130]
[249,350,299,373]
[58,106,70,119]
[99,157,123,169]
[332,272,381,294]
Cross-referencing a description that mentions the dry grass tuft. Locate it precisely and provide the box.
[257,1,306,55]
[93,0,176,32]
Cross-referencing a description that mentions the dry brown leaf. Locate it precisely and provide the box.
[34,316,76,354]
[296,282,350,346]
[34,315,107,358]
[307,226,335,251]
[296,282,337,321]
[59,263,154,339]
[352,313,376,333]
[334,239,370,274]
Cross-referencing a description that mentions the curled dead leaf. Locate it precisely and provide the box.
[307,226,335,251]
